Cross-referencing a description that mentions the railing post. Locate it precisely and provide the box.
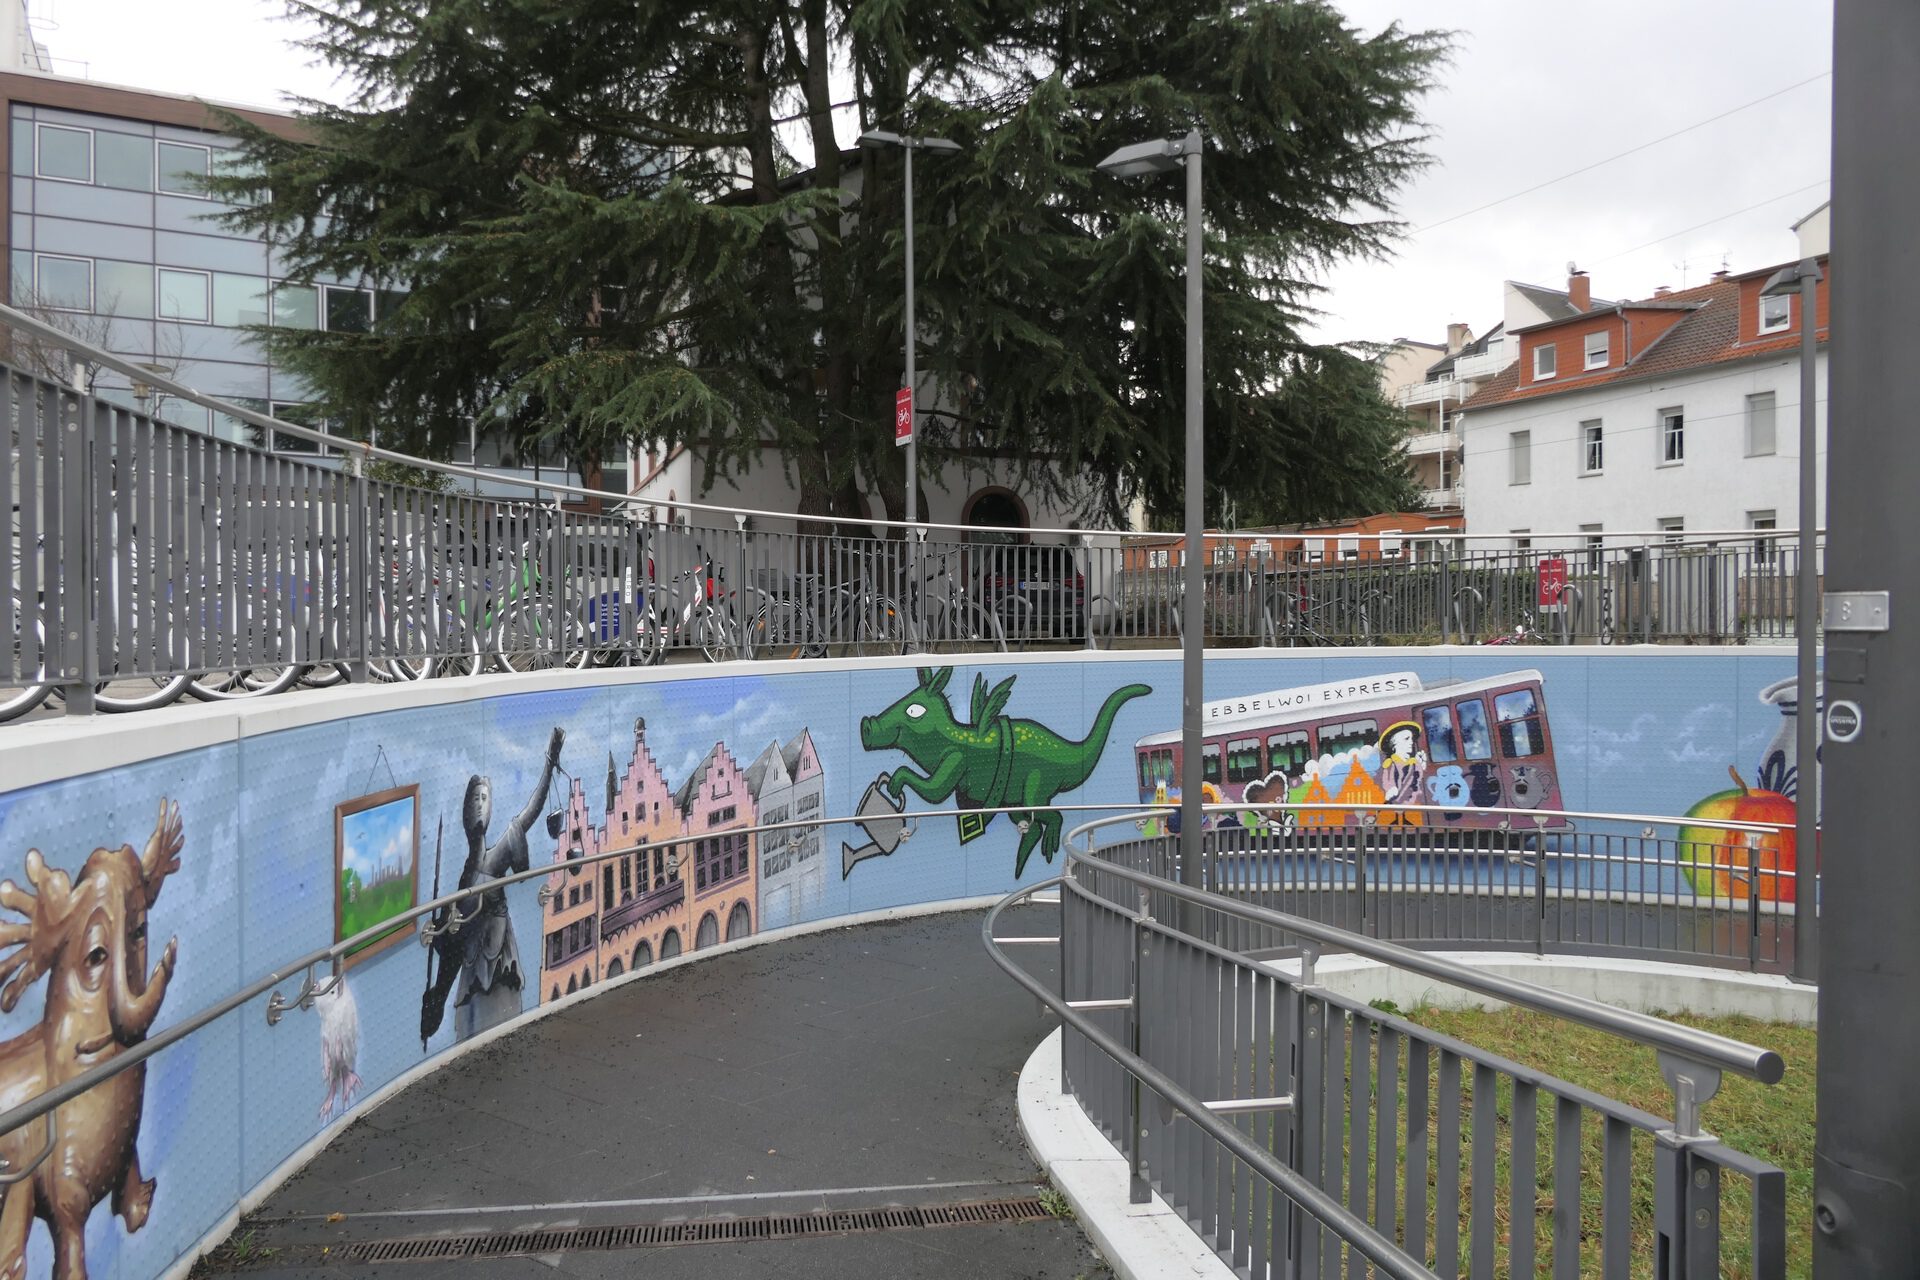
[348,454,372,684]
[1128,888,1151,1205]
[1534,836,1548,956]
[60,387,96,716]
[1438,544,1453,644]
[734,513,751,661]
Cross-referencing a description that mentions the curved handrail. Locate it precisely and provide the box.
[1062,815,1787,1084]
[981,880,1440,1280]
[0,801,1133,1146]
[0,301,1827,545]
[1114,798,1800,835]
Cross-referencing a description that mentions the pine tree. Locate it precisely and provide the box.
[214,0,1445,527]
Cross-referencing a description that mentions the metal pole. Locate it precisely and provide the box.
[1792,264,1820,983]
[1179,129,1205,911]
[903,143,920,653]
[1815,2,1918,1271]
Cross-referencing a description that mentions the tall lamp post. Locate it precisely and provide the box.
[1099,128,1204,902]
[859,129,962,641]
[1760,256,1823,984]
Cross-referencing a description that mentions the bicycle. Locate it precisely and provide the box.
[752,539,906,659]
[905,550,1006,655]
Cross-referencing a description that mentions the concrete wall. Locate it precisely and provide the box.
[0,646,1798,1278]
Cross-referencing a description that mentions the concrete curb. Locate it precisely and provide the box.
[1016,1027,1232,1280]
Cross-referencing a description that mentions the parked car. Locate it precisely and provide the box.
[973,543,1086,642]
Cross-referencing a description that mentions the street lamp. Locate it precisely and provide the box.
[859,129,962,630]
[1761,256,1823,983]
[1099,128,1204,903]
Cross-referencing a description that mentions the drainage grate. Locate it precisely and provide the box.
[335,1197,1050,1264]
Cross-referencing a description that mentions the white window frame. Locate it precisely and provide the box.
[1659,408,1685,466]
[1148,549,1169,569]
[155,139,212,199]
[1748,509,1778,564]
[1509,430,1531,485]
[1658,517,1686,545]
[1745,391,1778,457]
[1512,530,1531,552]
[321,283,375,332]
[32,253,92,312]
[1380,530,1404,560]
[1758,292,1792,335]
[1583,330,1609,370]
[1532,343,1556,381]
[1580,524,1604,572]
[155,266,212,324]
[1580,421,1604,475]
[34,123,92,184]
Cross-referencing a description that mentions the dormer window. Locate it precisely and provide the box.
[1533,344,1556,380]
[1759,293,1791,335]
[1583,331,1609,370]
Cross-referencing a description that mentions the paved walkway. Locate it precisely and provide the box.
[194,907,1112,1279]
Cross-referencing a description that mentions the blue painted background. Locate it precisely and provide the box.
[0,650,1796,1278]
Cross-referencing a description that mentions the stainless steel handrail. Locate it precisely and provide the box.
[0,301,1829,545]
[1064,812,1787,1084]
[0,801,1127,1150]
[981,880,1441,1280]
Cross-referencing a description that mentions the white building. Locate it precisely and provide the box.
[1456,252,1829,545]
[744,729,825,932]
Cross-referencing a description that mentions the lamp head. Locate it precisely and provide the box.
[1761,257,1824,297]
[1097,137,1183,178]
[858,130,905,148]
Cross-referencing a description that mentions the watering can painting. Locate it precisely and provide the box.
[842,775,913,877]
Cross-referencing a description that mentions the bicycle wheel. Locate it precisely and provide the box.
[1,599,54,723]
[696,606,744,663]
[300,663,350,688]
[492,600,592,673]
[93,671,195,713]
[853,598,907,656]
[926,598,1006,655]
[189,663,304,701]
[748,599,822,662]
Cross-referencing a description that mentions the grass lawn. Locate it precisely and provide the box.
[339,874,416,954]
[1376,1004,1814,1279]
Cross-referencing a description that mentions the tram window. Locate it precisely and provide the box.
[1266,730,1310,781]
[1494,688,1546,758]
[1138,748,1174,792]
[1202,743,1223,785]
[1226,737,1263,783]
[1420,706,1458,762]
[1454,699,1493,760]
[1318,719,1378,759]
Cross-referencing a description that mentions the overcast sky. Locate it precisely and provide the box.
[37,0,1833,348]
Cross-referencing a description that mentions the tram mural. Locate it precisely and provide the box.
[1134,669,1568,832]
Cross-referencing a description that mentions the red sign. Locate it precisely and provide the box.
[1537,557,1568,608]
[894,387,913,446]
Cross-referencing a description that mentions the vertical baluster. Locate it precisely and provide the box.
[1469,1064,1497,1277]
[1552,1097,1581,1280]
[1405,1038,1430,1266]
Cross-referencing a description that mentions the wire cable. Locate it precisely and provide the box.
[1414,71,1831,234]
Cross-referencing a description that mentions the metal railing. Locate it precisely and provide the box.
[985,806,1794,1279]
[3,303,1823,723]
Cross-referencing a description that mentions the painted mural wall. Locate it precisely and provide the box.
[0,650,1805,1278]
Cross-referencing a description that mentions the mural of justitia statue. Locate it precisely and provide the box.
[421,726,565,1044]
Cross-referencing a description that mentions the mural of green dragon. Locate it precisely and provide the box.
[859,667,1152,876]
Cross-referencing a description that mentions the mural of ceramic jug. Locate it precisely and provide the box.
[1756,676,1821,819]
[842,775,915,877]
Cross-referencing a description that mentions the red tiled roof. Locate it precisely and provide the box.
[1461,271,1828,411]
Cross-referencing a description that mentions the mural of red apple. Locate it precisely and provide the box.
[1678,766,1798,903]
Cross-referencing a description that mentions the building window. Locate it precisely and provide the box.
[268,401,323,454]
[32,254,91,311]
[323,285,373,333]
[35,124,90,182]
[1581,421,1604,475]
[1532,343,1556,380]
[1583,330,1609,370]
[1759,292,1791,335]
[1509,430,1531,485]
[1659,409,1684,464]
[271,281,319,329]
[1512,531,1531,552]
[1148,549,1169,568]
[1438,454,1454,492]
[96,132,152,191]
[156,141,211,198]
[212,274,269,327]
[157,268,211,323]
[1748,510,1778,564]
[1580,524,1603,572]
[1659,517,1685,544]
[1745,392,1777,457]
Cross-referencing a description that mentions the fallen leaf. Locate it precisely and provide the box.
[326,1213,346,1224]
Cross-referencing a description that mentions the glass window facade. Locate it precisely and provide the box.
[36,124,89,181]
[157,268,211,322]
[34,254,90,309]
[272,282,319,329]
[157,141,209,197]
[95,131,152,190]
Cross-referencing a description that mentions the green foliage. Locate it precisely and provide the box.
[364,458,453,493]
[214,0,1445,525]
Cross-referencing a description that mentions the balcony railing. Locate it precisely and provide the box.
[1397,377,1460,408]
[1450,347,1508,381]
[1403,429,1461,456]
[1420,483,1462,508]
